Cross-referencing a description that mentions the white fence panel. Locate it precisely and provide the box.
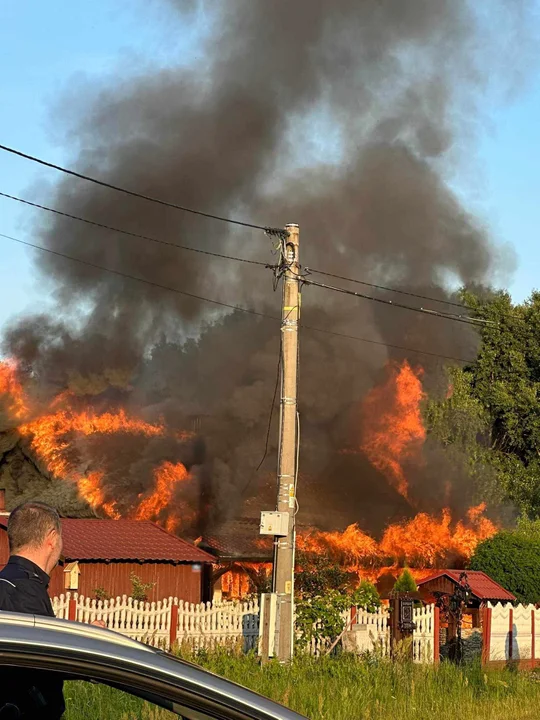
[51,592,70,620]
[513,604,534,661]
[51,594,261,652]
[176,599,259,652]
[489,602,509,661]
[413,604,435,663]
[488,602,535,663]
[355,607,391,656]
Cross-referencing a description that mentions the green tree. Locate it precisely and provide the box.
[392,568,418,593]
[350,580,382,612]
[470,531,540,604]
[426,289,540,517]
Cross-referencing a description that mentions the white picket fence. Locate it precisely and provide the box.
[52,593,260,651]
[51,593,437,661]
[307,604,437,662]
[412,604,437,663]
[343,604,437,663]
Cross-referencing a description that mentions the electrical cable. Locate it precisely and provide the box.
[0,143,287,236]
[0,231,476,363]
[0,232,277,320]
[0,191,268,267]
[305,266,474,312]
[302,277,495,327]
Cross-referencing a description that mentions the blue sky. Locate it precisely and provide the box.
[0,1,539,334]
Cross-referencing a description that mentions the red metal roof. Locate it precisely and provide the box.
[58,520,214,563]
[418,569,516,601]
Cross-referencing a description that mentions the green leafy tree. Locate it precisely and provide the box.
[351,580,382,613]
[392,568,418,593]
[426,289,540,517]
[470,531,540,604]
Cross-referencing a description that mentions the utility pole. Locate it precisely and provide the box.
[273,223,300,662]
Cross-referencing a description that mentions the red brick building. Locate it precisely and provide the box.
[0,516,214,603]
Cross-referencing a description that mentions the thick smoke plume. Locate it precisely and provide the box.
[1,0,536,533]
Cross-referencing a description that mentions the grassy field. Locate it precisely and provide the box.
[63,651,540,720]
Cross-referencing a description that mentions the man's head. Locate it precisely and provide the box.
[7,502,63,575]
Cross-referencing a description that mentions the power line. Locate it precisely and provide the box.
[0,232,275,320]
[304,266,473,311]
[0,191,268,268]
[0,231,475,364]
[0,143,286,237]
[302,277,494,327]
[300,323,475,364]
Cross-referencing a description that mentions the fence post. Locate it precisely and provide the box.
[433,606,440,664]
[482,606,492,666]
[68,594,77,622]
[508,607,514,661]
[169,601,179,650]
[350,605,357,626]
[531,609,535,669]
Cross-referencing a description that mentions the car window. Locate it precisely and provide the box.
[64,680,180,719]
[64,680,225,720]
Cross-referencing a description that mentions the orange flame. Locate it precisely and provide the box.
[135,461,193,532]
[298,504,497,570]
[78,471,120,519]
[19,408,164,479]
[361,360,425,500]
[0,361,28,421]
[221,570,251,599]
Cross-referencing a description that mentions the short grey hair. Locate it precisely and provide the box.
[7,501,61,554]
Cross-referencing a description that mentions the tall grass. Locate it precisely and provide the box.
[63,650,540,720]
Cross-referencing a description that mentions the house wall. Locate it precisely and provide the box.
[50,559,206,603]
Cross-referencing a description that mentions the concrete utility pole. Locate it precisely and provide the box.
[273,223,300,662]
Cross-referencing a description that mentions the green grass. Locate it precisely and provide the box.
[63,651,540,720]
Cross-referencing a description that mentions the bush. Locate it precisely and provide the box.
[470,531,540,604]
[130,572,155,602]
[295,552,354,596]
[93,586,111,602]
[295,559,381,646]
[393,568,418,593]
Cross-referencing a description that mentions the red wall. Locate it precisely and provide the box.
[49,560,205,603]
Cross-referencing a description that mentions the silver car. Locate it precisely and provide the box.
[0,612,307,720]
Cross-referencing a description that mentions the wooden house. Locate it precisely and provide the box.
[0,515,214,603]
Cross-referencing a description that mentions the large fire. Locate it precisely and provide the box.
[0,361,194,530]
[0,361,28,421]
[361,360,425,501]
[298,503,496,571]
[0,356,498,577]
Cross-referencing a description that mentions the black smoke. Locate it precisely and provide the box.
[1,0,536,532]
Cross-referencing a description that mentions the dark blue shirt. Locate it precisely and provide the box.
[0,555,65,718]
